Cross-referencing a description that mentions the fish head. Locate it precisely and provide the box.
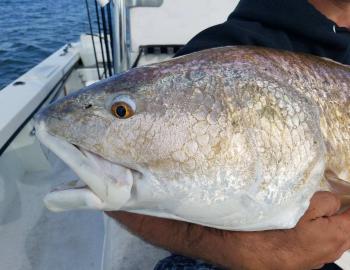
[34,57,235,211]
[34,47,329,230]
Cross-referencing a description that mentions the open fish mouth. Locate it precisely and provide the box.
[34,121,135,212]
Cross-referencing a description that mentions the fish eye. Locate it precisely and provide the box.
[110,95,136,119]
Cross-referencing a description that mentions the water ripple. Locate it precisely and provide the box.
[0,0,98,90]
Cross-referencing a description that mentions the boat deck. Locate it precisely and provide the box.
[0,151,104,270]
[0,146,168,269]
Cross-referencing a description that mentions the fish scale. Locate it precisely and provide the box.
[35,46,350,231]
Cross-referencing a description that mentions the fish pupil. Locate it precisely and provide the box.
[116,106,127,118]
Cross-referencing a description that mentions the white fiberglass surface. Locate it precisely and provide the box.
[0,150,104,270]
[0,144,168,270]
[337,253,350,269]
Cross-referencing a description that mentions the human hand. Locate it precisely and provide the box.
[106,192,350,270]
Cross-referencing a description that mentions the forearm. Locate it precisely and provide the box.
[106,211,275,269]
[106,193,350,270]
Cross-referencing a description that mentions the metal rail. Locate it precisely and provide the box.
[109,0,164,73]
[126,0,163,7]
[0,64,77,156]
[95,0,108,78]
[111,0,130,73]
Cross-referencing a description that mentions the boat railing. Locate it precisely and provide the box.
[109,0,239,73]
[0,44,81,156]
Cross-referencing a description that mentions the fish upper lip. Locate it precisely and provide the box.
[35,121,136,200]
[73,144,142,178]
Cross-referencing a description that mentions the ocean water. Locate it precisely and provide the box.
[0,0,97,90]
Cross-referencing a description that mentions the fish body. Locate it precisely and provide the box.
[35,46,350,231]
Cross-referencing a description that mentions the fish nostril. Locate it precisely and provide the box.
[33,112,45,125]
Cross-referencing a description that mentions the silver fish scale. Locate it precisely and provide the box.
[36,46,350,230]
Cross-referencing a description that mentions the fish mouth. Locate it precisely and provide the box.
[34,120,135,210]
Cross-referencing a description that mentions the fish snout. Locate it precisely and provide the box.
[33,109,47,126]
[33,96,86,137]
[36,95,90,123]
[33,104,63,130]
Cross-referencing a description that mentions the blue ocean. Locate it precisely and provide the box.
[0,0,97,90]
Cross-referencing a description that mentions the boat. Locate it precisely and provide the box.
[0,0,349,269]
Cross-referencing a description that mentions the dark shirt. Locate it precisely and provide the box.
[175,0,350,65]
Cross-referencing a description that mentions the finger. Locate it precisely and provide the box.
[106,211,179,234]
[331,208,350,235]
[302,191,341,220]
[106,211,147,226]
[339,195,350,210]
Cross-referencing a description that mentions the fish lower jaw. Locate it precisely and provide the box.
[35,121,134,210]
[50,179,88,193]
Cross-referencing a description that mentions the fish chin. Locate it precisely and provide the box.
[35,121,134,210]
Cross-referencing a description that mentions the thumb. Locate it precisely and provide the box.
[302,191,341,221]
[332,206,350,224]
